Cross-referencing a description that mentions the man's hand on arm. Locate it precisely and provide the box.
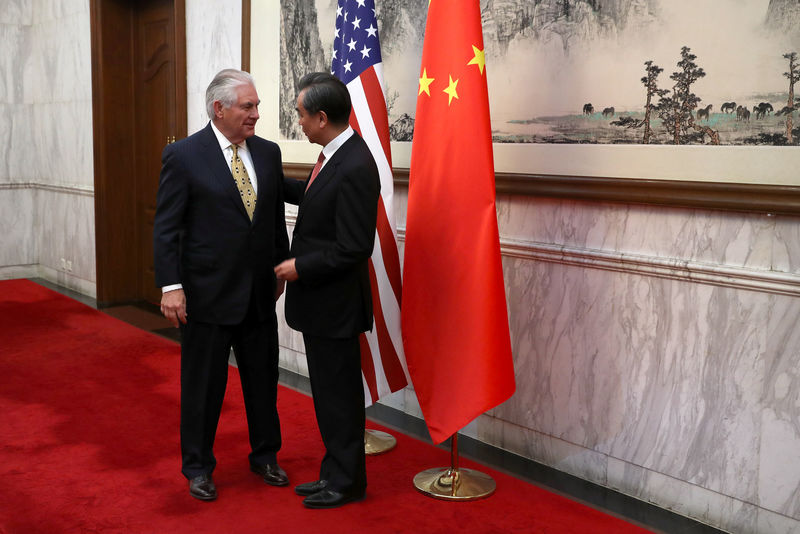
[161,288,187,328]
[274,258,299,282]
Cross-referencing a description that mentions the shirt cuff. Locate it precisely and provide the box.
[162,284,183,293]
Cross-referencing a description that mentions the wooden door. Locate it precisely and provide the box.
[134,0,180,304]
[91,0,186,306]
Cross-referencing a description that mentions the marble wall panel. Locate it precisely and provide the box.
[606,455,761,533]
[31,101,94,187]
[185,0,241,135]
[24,9,90,105]
[0,0,32,25]
[772,214,800,275]
[495,252,775,505]
[495,195,788,275]
[31,0,87,24]
[0,188,36,266]
[757,508,800,534]
[35,189,95,288]
[760,296,800,518]
[0,103,14,182]
[0,21,30,104]
[7,103,37,182]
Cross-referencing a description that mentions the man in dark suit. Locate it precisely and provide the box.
[153,69,290,501]
[274,72,380,509]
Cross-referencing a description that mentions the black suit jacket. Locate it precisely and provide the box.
[283,132,380,338]
[153,123,289,325]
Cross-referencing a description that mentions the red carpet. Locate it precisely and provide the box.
[0,279,652,533]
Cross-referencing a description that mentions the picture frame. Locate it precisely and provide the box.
[246,1,800,214]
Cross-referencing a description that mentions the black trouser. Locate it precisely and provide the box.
[303,333,366,495]
[179,301,281,479]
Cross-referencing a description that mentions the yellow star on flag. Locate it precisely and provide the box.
[419,68,434,96]
[467,45,485,75]
[443,75,459,105]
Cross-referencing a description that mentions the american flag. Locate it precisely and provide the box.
[332,0,409,405]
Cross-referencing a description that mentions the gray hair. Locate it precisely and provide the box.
[206,69,255,119]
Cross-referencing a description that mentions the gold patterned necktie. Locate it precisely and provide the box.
[230,144,256,220]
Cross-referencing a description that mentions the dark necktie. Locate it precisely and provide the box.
[306,151,326,191]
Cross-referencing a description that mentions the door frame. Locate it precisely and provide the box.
[90,0,187,306]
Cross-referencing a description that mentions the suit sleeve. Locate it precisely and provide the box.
[294,157,380,285]
[153,144,187,288]
[282,174,307,206]
[274,165,290,265]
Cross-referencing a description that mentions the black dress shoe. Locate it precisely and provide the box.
[188,474,217,501]
[250,463,289,486]
[294,479,329,496]
[303,489,365,509]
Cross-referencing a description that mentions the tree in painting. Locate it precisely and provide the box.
[640,60,668,144]
[782,51,800,144]
[656,46,719,145]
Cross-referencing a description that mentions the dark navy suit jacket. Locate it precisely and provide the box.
[153,123,289,325]
[283,132,380,338]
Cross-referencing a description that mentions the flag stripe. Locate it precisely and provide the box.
[367,260,407,392]
[348,78,394,206]
[347,79,402,302]
[362,320,388,401]
[376,200,402,304]
[365,225,407,388]
[348,106,362,136]
[332,0,408,407]
[359,334,379,404]
[359,66,393,167]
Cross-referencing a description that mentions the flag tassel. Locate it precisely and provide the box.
[412,433,496,501]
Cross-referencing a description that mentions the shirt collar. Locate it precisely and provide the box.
[209,120,247,152]
[321,126,354,161]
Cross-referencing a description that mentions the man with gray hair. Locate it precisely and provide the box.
[154,68,290,501]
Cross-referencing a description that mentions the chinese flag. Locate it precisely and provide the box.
[402,0,515,444]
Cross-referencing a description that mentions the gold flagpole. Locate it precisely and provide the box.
[364,429,397,455]
[413,432,495,500]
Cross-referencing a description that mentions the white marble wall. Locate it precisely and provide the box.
[0,0,95,295]
[473,195,800,534]
[185,0,242,135]
[0,0,240,293]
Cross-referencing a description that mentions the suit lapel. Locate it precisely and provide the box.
[199,124,251,222]
[301,133,359,205]
[295,143,344,227]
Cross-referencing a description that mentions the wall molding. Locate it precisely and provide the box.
[283,163,800,216]
[500,238,800,298]
[285,211,800,297]
[0,183,94,197]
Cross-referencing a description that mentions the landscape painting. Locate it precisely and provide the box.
[279,0,800,146]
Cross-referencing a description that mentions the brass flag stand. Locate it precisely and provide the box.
[413,433,495,501]
[364,429,397,455]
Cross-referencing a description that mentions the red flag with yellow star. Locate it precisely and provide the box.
[401,0,515,444]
